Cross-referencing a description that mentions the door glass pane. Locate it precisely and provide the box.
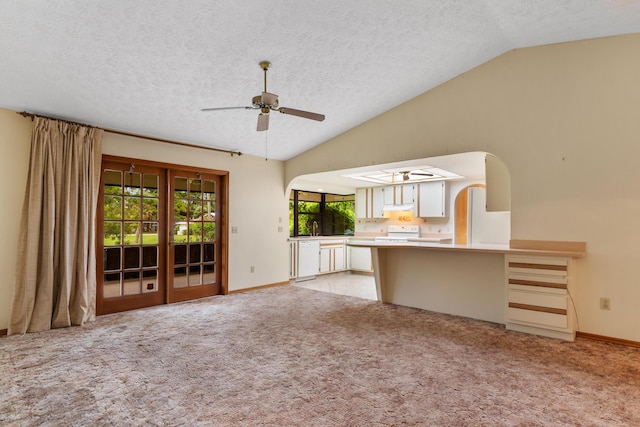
[142,246,158,268]
[125,197,141,220]
[143,222,158,245]
[142,270,158,293]
[104,247,121,270]
[203,263,215,284]
[125,172,141,196]
[144,198,158,221]
[174,177,188,199]
[189,265,201,286]
[104,170,122,195]
[103,272,121,298]
[123,221,141,245]
[174,267,187,288]
[143,174,159,197]
[189,178,202,199]
[189,200,202,220]
[104,196,122,219]
[174,244,187,265]
[123,271,141,295]
[104,222,121,246]
[189,223,202,242]
[204,243,215,262]
[203,223,215,242]
[203,180,215,202]
[124,247,140,269]
[189,244,201,264]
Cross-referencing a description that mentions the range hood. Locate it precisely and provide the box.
[382,203,415,212]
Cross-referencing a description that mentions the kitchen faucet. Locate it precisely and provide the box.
[312,221,319,236]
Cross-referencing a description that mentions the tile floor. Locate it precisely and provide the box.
[292,271,377,300]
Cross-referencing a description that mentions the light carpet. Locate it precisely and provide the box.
[1,285,639,426]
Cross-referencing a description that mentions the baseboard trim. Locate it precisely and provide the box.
[577,332,640,348]
[228,281,290,295]
[0,328,7,337]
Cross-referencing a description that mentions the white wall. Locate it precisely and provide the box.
[285,34,640,342]
[0,110,290,330]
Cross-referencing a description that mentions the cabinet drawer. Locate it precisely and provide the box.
[508,289,567,311]
[507,307,568,329]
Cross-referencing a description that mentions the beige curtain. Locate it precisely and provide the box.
[9,117,103,334]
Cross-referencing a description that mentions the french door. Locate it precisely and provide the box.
[168,170,221,302]
[97,157,226,315]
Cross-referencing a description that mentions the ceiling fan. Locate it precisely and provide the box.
[201,61,325,132]
[400,171,434,181]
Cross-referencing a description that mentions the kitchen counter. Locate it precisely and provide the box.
[346,239,586,333]
[347,239,585,258]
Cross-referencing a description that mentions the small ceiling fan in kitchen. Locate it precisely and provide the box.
[201,61,325,131]
[399,171,433,181]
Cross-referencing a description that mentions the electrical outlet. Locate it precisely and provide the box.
[600,297,611,310]
[250,266,254,273]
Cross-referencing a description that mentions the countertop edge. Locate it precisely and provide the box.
[346,240,586,258]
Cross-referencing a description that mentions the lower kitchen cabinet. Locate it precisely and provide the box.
[505,255,577,341]
[348,246,373,272]
[289,240,298,279]
[320,240,346,273]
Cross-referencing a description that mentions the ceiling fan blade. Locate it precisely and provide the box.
[411,172,434,176]
[257,112,269,131]
[201,106,254,112]
[278,107,325,122]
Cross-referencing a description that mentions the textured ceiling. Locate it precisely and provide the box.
[1,1,639,160]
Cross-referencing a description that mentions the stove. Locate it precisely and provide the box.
[374,225,420,242]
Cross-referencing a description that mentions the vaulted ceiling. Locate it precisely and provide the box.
[1,1,639,160]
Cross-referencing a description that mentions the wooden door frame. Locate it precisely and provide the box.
[454,184,486,245]
[97,155,229,315]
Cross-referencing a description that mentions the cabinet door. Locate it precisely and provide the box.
[334,246,345,271]
[319,247,331,273]
[355,188,369,218]
[349,246,372,272]
[372,187,385,218]
[418,181,447,217]
[382,186,395,205]
[402,184,415,204]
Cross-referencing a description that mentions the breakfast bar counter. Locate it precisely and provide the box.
[347,239,586,341]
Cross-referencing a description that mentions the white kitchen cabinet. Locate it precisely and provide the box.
[348,246,373,272]
[355,188,369,218]
[382,184,415,207]
[505,255,577,341]
[289,240,298,279]
[418,181,447,217]
[355,187,385,218]
[319,240,346,273]
[371,187,385,218]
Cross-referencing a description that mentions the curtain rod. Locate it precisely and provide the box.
[17,111,243,157]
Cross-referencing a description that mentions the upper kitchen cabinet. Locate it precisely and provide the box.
[418,181,448,218]
[355,187,385,218]
[355,188,368,218]
[382,184,416,208]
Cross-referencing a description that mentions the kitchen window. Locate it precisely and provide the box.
[289,190,355,237]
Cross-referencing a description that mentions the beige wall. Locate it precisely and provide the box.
[286,33,640,341]
[0,110,32,330]
[0,109,290,330]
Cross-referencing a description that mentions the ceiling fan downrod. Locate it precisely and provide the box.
[260,61,271,93]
